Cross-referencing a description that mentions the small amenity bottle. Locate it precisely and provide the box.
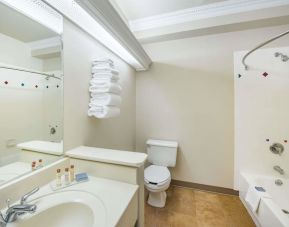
[56,169,62,187]
[70,165,75,182]
[64,168,70,185]
[38,159,43,168]
[31,162,36,171]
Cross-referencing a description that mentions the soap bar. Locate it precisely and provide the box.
[75,172,89,182]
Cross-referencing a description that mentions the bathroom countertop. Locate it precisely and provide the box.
[28,176,139,227]
[17,140,63,156]
[66,146,147,167]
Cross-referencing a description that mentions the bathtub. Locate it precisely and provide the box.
[240,173,289,227]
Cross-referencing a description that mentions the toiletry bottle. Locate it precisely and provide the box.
[31,162,36,171]
[56,169,62,187]
[64,168,70,185]
[38,159,43,168]
[70,165,75,182]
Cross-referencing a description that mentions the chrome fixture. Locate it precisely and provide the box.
[242,30,289,70]
[273,165,284,175]
[275,179,283,186]
[275,52,289,62]
[50,127,56,135]
[270,143,284,155]
[0,187,39,226]
[0,64,61,80]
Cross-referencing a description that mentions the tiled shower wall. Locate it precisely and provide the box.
[234,46,289,189]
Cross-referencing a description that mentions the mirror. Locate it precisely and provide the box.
[0,2,63,185]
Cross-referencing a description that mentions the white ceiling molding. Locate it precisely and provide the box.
[43,0,151,71]
[0,0,63,35]
[130,0,289,32]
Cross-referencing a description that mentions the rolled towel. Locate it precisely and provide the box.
[89,93,121,106]
[91,67,119,75]
[89,83,122,94]
[88,106,120,118]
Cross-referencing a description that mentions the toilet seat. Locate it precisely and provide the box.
[144,165,170,185]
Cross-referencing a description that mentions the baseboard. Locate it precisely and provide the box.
[171,179,239,195]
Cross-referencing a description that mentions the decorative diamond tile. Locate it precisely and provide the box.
[238,74,242,78]
[21,83,24,86]
[35,85,38,88]
[262,72,268,77]
[46,85,49,88]
[266,139,270,142]
[284,140,287,143]
[4,81,8,85]
[56,85,59,88]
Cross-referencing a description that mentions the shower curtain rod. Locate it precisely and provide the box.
[242,30,289,70]
[0,63,61,80]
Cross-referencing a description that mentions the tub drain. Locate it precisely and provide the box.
[282,209,289,214]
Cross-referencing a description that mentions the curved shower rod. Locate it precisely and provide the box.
[242,30,289,70]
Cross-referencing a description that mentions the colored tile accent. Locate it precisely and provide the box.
[262,72,268,77]
[21,83,24,87]
[266,139,270,142]
[284,140,287,143]
[35,85,38,88]
[4,81,8,85]
[56,85,59,88]
[238,74,242,78]
[46,85,49,88]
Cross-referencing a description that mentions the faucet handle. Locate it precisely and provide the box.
[20,187,39,205]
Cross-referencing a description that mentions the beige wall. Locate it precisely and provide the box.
[136,24,289,188]
[63,19,136,152]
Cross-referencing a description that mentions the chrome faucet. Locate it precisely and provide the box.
[273,165,284,175]
[0,187,39,226]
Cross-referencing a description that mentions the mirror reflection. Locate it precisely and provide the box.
[0,2,63,185]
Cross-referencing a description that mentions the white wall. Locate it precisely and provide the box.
[234,46,289,189]
[63,19,136,152]
[136,24,289,188]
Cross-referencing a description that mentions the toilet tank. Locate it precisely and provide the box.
[146,139,178,167]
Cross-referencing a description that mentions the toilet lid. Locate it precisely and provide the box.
[144,165,170,184]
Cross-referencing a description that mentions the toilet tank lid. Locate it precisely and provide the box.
[146,139,178,148]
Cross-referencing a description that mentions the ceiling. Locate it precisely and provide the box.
[0,2,58,43]
[110,0,225,20]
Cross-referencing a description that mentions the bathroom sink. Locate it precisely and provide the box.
[8,190,106,227]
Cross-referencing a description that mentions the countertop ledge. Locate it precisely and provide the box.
[66,146,147,167]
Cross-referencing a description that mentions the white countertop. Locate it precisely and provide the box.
[17,140,63,156]
[29,176,138,227]
[66,146,147,167]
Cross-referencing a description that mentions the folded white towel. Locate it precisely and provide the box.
[90,77,119,85]
[92,72,119,81]
[92,58,113,65]
[91,67,119,75]
[89,93,121,106]
[245,186,271,212]
[88,106,120,118]
[89,83,122,94]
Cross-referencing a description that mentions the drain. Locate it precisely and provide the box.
[282,209,289,214]
[275,179,283,186]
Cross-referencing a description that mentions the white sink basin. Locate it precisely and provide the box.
[8,191,106,227]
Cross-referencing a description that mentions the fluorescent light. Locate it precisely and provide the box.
[0,0,63,35]
[43,0,145,70]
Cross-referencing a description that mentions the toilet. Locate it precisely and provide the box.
[144,139,178,208]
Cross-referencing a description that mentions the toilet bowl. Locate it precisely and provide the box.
[144,165,171,207]
[144,139,178,207]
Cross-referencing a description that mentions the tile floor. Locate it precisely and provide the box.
[145,186,256,227]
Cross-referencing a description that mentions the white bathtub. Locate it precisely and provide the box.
[240,173,289,227]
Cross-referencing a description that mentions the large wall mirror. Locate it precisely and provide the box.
[0,2,63,185]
